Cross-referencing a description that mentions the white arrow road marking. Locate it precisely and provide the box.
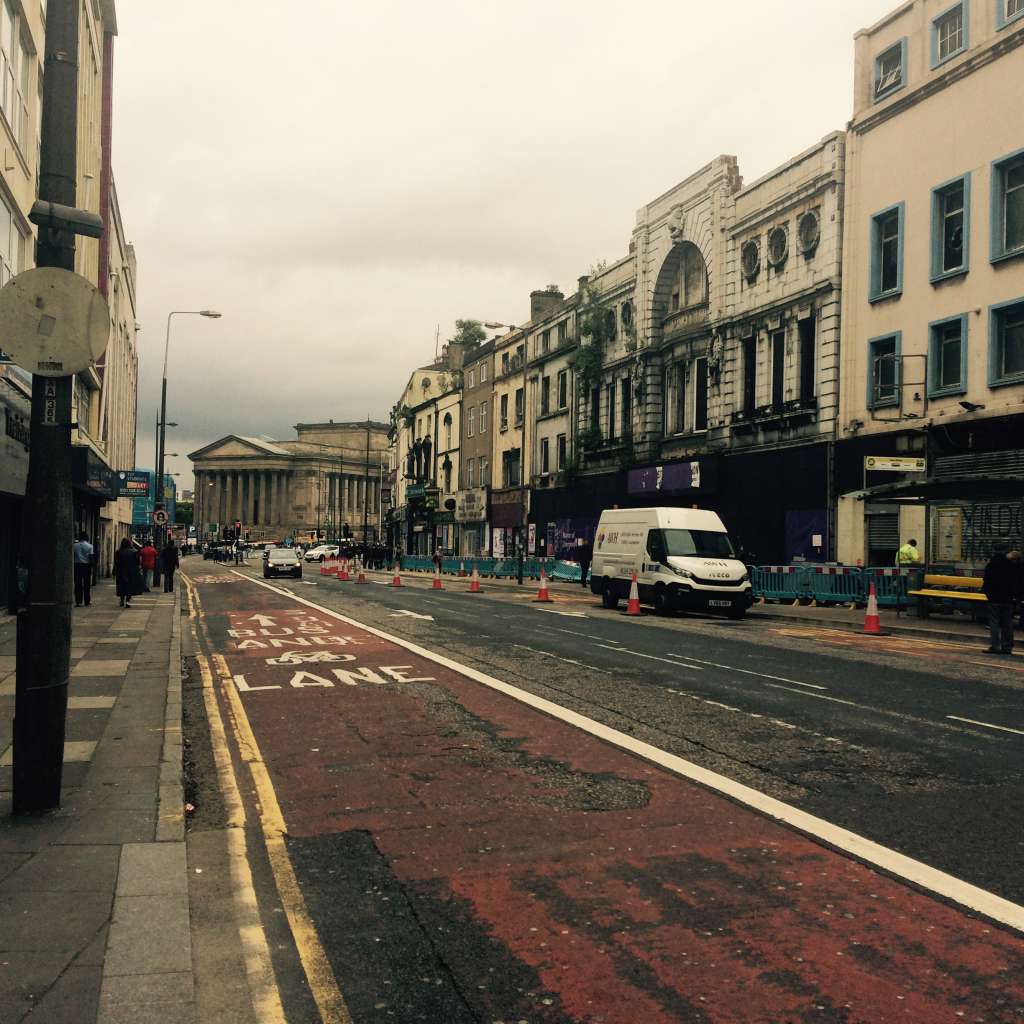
[389,609,435,622]
[246,614,278,627]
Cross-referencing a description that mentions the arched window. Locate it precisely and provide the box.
[443,413,453,449]
[670,244,708,311]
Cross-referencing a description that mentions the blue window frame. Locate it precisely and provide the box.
[991,148,1024,264]
[988,297,1024,387]
[931,2,969,67]
[874,39,907,101]
[927,314,968,397]
[931,173,971,282]
[996,0,1024,31]
[869,202,905,302]
[867,332,902,409]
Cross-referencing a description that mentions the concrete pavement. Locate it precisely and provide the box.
[0,583,193,1024]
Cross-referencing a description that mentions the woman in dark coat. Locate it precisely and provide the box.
[160,540,180,593]
[114,537,142,607]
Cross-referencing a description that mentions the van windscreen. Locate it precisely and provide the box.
[659,529,735,558]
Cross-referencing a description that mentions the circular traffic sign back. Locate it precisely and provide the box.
[152,510,168,526]
[0,267,109,376]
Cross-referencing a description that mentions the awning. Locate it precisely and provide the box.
[855,475,1024,505]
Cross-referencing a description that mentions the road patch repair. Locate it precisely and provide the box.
[189,571,1024,1024]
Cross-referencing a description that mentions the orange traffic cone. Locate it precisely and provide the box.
[625,572,641,616]
[356,561,367,584]
[390,565,402,587]
[458,560,467,577]
[534,568,553,603]
[337,560,350,581]
[468,566,481,593]
[861,582,888,636]
[432,565,443,590]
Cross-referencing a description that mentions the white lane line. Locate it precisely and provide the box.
[533,608,588,618]
[947,716,1024,737]
[764,683,862,708]
[513,644,611,674]
[226,570,1024,935]
[671,654,826,691]
[594,643,703,670]
[540,627,624,645]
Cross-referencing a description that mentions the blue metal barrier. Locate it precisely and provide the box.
[751,566,808,603]
[804,565,864,605]
[862,567,911,608]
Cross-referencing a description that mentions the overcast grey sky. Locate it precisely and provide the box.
[114,0,896,489]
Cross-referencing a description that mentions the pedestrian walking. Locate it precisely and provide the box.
[577,539,592,589]
[139,540,158,592]
[896,538,923,566]
[161,539,180,593]
[982,543,1017,655]
[114,536,142,608]
[73,531,94,607]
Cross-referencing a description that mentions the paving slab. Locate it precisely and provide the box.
[70,661,131,678]
[0,741,96,768]
[0,891,112,951]
[55,807,155,846]
[0,844,119,894]
[68,697,117,710]
[115,842,186,897]
[24,963,103,1024]
[0,950,75,1020]
[103,894,191,976]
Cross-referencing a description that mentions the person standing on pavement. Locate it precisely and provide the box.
[982,543,1017,655]
[139,540,158,592]
[896,538,923,566]
[114,536,142,608]
[161,539,180,593]
[577,539,592,589]
[73,531,94,607]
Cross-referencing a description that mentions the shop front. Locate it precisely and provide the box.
[490,488,525,558]
[72,446,115,575]
[1,374,30,610]
[455,487,488,556]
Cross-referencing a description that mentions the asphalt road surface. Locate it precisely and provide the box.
[181,557,1024,1024]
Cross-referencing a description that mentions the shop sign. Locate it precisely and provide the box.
[628,461,701,494]
[424,487,440,510]
[406,483,426,499]
[455,487,487,523]
[864,456,926,473]
[0,380,30,496]
[72,446,115,499]
[115,470,150,498]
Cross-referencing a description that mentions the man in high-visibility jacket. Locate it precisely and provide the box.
[897,538,922,566]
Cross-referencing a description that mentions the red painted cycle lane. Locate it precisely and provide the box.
[201,580,1024,1024]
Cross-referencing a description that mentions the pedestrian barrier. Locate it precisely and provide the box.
[751,565,809,604]
[805,565,863,606]
[863,567,912,608]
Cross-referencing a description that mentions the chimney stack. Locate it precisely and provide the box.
[530,285,564,322]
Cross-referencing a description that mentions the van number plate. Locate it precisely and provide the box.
[708,600,732,608]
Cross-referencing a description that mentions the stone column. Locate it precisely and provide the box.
[273,471,283,527]
[194,471,203,532]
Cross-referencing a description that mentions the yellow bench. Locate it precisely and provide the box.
[907,574,986,617]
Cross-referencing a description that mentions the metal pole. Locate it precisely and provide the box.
[362,418,370,546]
[13,0,81,813]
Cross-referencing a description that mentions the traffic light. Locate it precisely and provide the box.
[234,520,241,535]
[224,527,235,542]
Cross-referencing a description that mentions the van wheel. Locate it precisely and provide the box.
[601,580,619,610]
[652,586,671,616]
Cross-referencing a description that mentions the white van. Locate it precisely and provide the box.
[590,507,752,619]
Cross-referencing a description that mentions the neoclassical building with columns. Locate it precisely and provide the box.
[189,421,389,544]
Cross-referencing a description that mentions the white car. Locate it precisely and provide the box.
[264,547,303,578]
[304,544,340,563]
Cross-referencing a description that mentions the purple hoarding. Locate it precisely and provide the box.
[627,461,701,495]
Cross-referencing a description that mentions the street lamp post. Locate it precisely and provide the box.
[153,310,221,586]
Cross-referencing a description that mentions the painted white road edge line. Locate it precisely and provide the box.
[672,654,827,691]
[229,569,1024,935]
[947,715,1024,737]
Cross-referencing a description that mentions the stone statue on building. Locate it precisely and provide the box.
[406,444,416,480]
[412,438,423,480]
[421,436,432,481]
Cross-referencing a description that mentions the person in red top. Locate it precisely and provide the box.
[139,541,158,592]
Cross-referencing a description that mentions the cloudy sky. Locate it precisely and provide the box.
[115,0,896,489]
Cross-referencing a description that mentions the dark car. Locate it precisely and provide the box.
[264,547,302,579]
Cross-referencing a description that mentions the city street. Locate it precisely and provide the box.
[181,559,1024,1023]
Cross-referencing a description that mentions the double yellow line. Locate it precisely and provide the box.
[184,575,352,1024]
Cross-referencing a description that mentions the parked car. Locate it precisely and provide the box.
[263,547,302,579]
[304,544,340,563]
[590,507,752,619]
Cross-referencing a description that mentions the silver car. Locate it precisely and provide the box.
[263,547,302,579]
